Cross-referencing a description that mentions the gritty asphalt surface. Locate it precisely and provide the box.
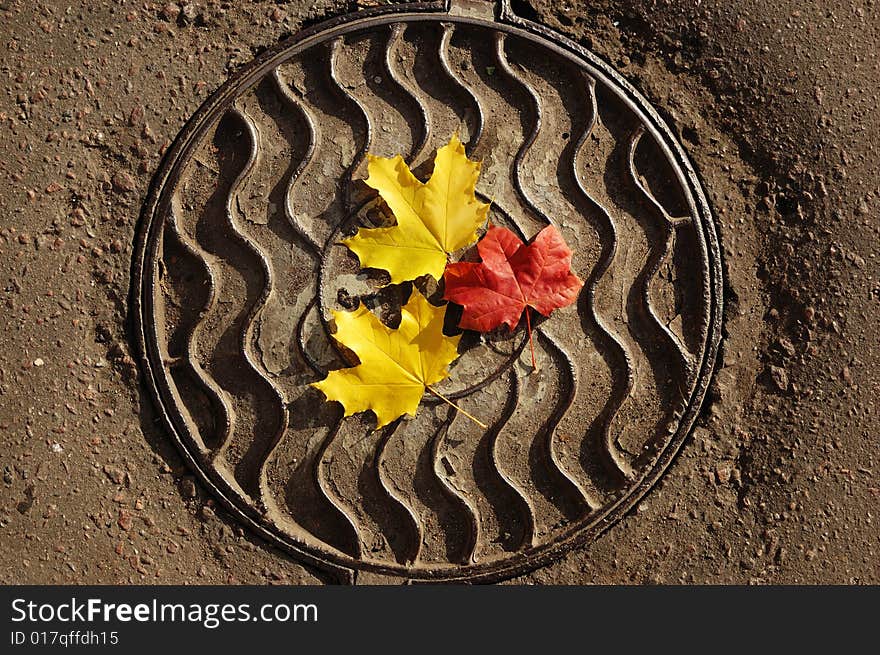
[0,0,877,584]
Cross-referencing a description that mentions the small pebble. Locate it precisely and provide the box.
[776,338,796,357]
[111,171,136,193]
[180,477,197,499]
[768,365,789,392]
[160,3,180,21]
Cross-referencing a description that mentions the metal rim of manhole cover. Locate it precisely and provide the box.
[131,0,723,583]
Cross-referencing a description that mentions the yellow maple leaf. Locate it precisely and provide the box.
[311,288,462,428]
[341,134,490,284]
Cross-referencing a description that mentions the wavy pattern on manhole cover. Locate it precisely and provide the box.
[131,1,723,583]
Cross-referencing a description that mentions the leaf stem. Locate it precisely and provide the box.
[525,307,537,370]
[426,386,488,429]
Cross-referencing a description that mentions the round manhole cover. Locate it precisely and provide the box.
[132,0,722,582]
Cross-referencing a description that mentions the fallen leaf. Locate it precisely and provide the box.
[311,288,463,428]
[342,134,490,284]
[442,224,583,366]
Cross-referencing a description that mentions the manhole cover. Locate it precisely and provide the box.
[132,0,722,582]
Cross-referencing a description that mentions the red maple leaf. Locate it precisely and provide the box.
[443,224,584,367]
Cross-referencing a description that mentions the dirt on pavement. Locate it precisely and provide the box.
[0,0,876,584]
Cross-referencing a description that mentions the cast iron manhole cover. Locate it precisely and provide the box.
[132,0,722,582]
